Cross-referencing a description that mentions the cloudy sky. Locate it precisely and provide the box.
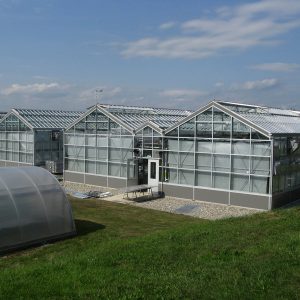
[1,0,300,111]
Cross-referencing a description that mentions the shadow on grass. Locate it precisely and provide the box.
[75,219,106,236]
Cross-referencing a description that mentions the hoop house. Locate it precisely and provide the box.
[0,167,76,253]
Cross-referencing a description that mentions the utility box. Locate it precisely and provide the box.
[45,160,63,174]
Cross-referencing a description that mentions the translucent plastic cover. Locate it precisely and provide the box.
[0,167,76,253]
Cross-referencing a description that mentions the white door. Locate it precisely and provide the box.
[148,159,159,192]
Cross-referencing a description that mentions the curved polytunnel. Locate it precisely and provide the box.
[0,167,76,253]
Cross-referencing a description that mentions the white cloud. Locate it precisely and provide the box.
[159,22,176,30]
[1,82,69,96]
[160,89,207,98]
[215,82,224,88]
[233,78,279,91]
[122,0,300,59]
[250,63,300,72]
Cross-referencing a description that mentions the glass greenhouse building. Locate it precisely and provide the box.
[64,101,300,210]
[0,108,82,172]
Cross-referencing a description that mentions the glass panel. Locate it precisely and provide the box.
[97,136,108,147]
[96,161,108,175]
[143,127,152,136]
[179,139,194,151]
[26,154,33,164]
[20,152,26,162]
[121,149,132,162]
[86,110,97,121]
[166,128,178,137]
[178,169,194,185]
[108,163,121,177]
[86,135,96,146]
[86,160,96,174]
[110,121,121,135]
[74,146,84,159]
[232,156,249,173]
[213,154,230,172]
[27,133,33,142]
[196,122,212,138]
[251,157,270,175]
[120,164,127,178]
[109,148,121,162]
[7,152,12,160]
[97,121,109,133]
[195,171,211,187]
[74,134,84,146]
[167,139,178,151]
[65,134,75,145]
[168,168,178,184]
[12,152,19,161]
[75,121,85,133]
[179,152,194,169]
[197,140,212,152]
[196,108,212,121]
[252,141,271,156]
[232,140,250,155]
[179,119,195,137]
[12,142,19,151]
[213,108,231,138]
[96,110,108,121]
[110,137,121,148]
[213,140,230,154]
[168,151,178,168]
[213,173,229,189]
[232,119,250,139]
[86,122,96,134]
[231,174,249,192]
[251,129,268,140]
[85,147,96,159]
[122,137,133,148]
[196,153,211,170]
[97,148,107,160]
[251,176,269,194]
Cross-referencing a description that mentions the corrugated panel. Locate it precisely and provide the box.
[15,109,83,129]
[240,113,300,134]
[105,105,192,130]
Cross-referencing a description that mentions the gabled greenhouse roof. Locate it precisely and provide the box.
[218,101,300,135]
[165,100,300,136]
[101,104,192,130]
[81,104,192,131]
[11,108,84,129]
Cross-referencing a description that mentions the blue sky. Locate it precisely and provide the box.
[1,0,300,111]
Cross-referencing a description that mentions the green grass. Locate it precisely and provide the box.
[1,197,300,299]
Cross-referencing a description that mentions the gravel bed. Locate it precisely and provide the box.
[63,182,263,220]
[130,197,263,220]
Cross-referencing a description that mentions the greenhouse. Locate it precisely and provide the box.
[64,101,300,210]
[0,167,76,253]
[0,108,82,172]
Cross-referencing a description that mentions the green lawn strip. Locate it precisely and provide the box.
[1,200,300,299]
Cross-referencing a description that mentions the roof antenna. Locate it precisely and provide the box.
[95,88,103,107]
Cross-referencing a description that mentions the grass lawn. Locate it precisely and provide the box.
[1,197,300,299]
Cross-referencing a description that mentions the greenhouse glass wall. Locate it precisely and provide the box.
[0,167,76,253]
[64,101,300,210]
[0,109,82,172]
[64,104,188,188]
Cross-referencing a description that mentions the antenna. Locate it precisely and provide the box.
[95,88,103,106]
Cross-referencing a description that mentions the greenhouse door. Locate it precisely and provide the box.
[148,159,159,192]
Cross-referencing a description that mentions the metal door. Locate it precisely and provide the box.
[148,158,159,192]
